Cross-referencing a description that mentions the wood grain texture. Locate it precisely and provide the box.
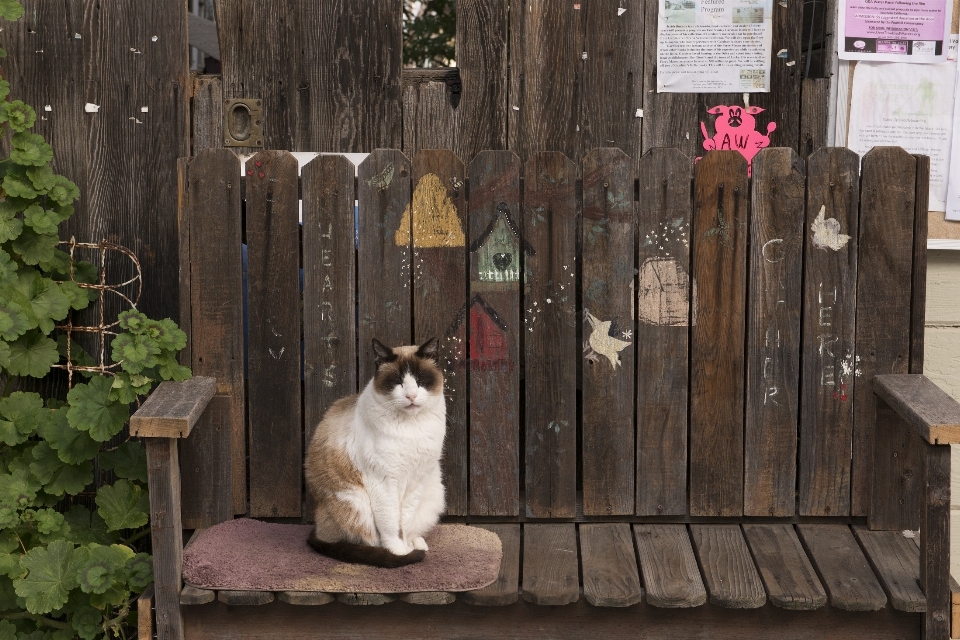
[873,375,960,445]
[634,524,707,608]
[921,441,952,640]
[796,525,887,611]
[192,75,224,154]
[218,591,275,606]
[145,439,184,640]
[401,81,457,157]
[635,148,692,516]
[182,148,246,514]
[177,157,192,372]
[508,0,582,162]
[909,155,929,375]
[130,377,216,438]
[870,397,924,531]
[180,395,232,529]
[800,79,830,158]
[689,151,748,517]
[244,151,302,517]
[580,148,636,516]
[744,148,805,517]
[138,583,154,640]
[409,150,469,515]
[580,1,644,160]
[523,152,578,518]
[579,524,643,607]
[181,585,216,606]
[357,149,412,383]
[742,524,826,610]
[799,147,860,517]
[521,524,579,605]
[454,0,509,161]
[460,524,520,606]
[277,592,335,605]
[852,147,917,516]
[852,526,926,613]
[302,155,358,453]
[399,592,456,605]
[337,593,397,606]
[689,525,766,609]
[468,151,521,516]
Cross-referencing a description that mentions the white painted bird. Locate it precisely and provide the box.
[584,309,632,369]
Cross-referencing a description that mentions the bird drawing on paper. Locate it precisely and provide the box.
[583,309,632,369]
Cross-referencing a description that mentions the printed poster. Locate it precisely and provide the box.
[657,0,774,93]
[839,0,952,63]
[944,63,960,220]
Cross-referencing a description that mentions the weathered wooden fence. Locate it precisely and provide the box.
[177,145,926,525]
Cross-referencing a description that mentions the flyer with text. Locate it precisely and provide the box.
[839,0,952,63]
[657,0,774,93]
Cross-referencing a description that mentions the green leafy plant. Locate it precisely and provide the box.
[403,0,455,68]
[0,2,190,637]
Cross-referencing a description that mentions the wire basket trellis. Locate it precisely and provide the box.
[52,238,142,389]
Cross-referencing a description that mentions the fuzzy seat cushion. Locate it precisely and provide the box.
[182,518,502,594]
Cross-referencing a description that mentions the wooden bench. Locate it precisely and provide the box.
[131,145,960,639]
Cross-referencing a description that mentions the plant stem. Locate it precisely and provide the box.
[0,375,15,398]
[122,527,151,545]
[0,611,71,630]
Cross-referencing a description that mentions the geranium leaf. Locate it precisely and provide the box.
[0,1,25,22]
[11,229,58,266]
[38,408,100,465]
[10,132,53,167]
[66,376,129,442]
[29,442,93,497]
[0,392,43,444]
[13,539,78,614]
[95,481,148,532]
[5,331,59,378]
[98,442,147,483]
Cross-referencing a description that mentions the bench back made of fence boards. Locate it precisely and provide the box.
[176,146,929,526]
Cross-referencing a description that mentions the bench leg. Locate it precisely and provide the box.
[146,438,185,640]
[921,441,950,640]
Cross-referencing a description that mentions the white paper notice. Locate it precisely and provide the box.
[657,0,774,93]
[839,0,952,63]
[945,64,960,220]
[847,61,956,209]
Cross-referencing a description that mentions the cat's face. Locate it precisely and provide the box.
[371,338,443,413]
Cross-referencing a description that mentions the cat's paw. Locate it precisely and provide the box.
[384,539,413,556]
[412,536,428,551]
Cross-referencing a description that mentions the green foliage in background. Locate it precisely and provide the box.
[0,2,190,637]
[403,0,456,68]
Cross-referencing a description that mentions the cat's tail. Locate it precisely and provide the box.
[307,533,426,568]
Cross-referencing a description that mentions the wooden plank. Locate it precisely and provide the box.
[401,81,457,158]
[689,525,765,609]
[460,524,520,606]
[508,0,582,162]
[454,0,509,161]
[910,155,930,374]
[245,151,302,517]
[302,155,357,463]
[145,439,184,640]
[633,525,706,608]
[192,75,224,154]
[400,592,456,605]
[218,591,275,606]
[181,585,216,606]
[800,78,831,158]
[798,147,860,517]
[922,441,952,640]
[635,148,692,516]
[580,1,644,160]
[182,148,246,514]
[581,148,636,516]
[188,13,220,59]
[277,591,335,606]
[796,525,887,611]
[873,375,960,445]
[177,157,192,372]
[852,147,917,516]
[357,149,413,385]
[523,151,578,518]
[467,151,521,516]
[579,524,643,607]
[521,524,579,606]
[180,395,233,529]
[130,377,217,438]
[689,151,748,517]
[336,593,396,605]
[852,526,926,613]
[742,524,826,610]
[870,397,924,531]
[138,583,154,640]
[411,150,468,516]
[744,148,805,517]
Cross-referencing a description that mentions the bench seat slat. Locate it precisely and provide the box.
[180,585,215,605]
[852,526,925,613]
[218,590,274,606]
[522,524,579,605]
[460,524,520,606]
[743,524,826,610]
[634,524,706,608]
[579,524,643,607]
[277,591,335,605]
[796,524,887,611]
[689,525,765,608]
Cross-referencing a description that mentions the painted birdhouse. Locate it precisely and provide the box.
[448,295,512,372]
[470,203,535,283]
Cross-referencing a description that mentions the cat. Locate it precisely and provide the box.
[304,338,447,568]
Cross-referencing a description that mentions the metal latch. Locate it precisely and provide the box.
[223,99,264,147]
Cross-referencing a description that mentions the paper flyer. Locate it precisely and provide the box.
[657,0,774,93]
[945,63,960,220]
[839,0,952,63]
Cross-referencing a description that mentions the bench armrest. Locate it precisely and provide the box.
[130,376,217,438]
[873,374,960,445]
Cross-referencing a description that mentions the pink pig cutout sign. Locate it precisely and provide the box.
[698,105,776,176]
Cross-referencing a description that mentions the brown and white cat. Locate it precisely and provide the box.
[304,338,446,568]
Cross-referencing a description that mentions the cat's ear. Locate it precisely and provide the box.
[372,339,397,366]
[415,338,439,362]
